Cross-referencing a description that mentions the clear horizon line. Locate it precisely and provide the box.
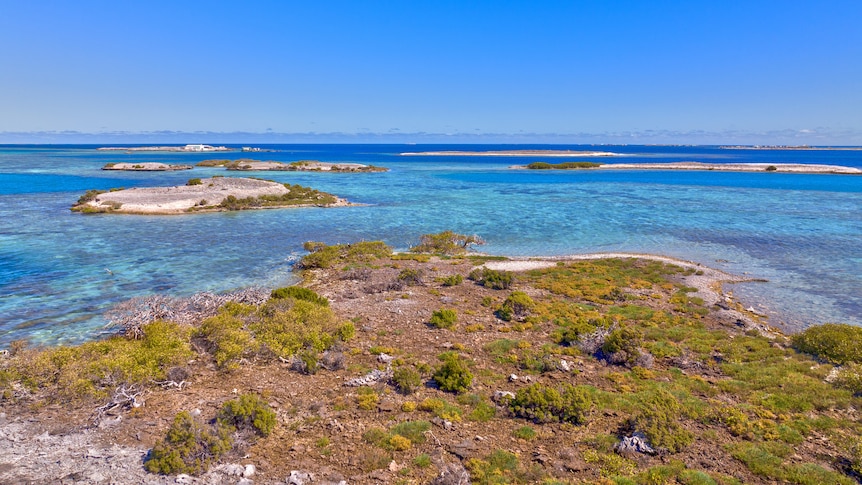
[1,128,861,145]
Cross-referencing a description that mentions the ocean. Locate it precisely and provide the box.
[1,144,860,346]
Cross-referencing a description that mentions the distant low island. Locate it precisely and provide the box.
[102,162,192,171]
[197,159,388,172]
[720,145,862,151]
[97,144,233,153]
[511,161,862,174]
[71,177,349,215]
[401,149,620,157]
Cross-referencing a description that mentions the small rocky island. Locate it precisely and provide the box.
[71,177,349,215]
[197,159,388,172]
[102,162,193,171]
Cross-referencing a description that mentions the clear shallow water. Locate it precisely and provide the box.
[1,144,860,346]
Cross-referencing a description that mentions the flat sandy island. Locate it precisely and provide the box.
[401,150,620,157]
[71,177,348,215]
[510,161,861,174]
[102,162,193,171]
[197,159,387,172]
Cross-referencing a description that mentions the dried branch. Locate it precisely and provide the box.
[104,287,270,337]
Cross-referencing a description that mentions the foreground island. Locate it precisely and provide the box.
[1,233,860,484]
[71,177,348,214]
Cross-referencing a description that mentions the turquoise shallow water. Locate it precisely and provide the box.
[1,144,860,346]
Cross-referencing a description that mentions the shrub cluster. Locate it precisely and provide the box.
[507,383,592,424]
[601,325,647,367]
[3,320,191,401]
[441,274,463,286]
[298,241,392,269]
[270,286,329,307]
[194,296,355,370]
[526,161,602,169]
[146,394,275,475]
[497,291,534,322]
[391,366,422,395]
[397,268,425,286]
[409,230,485,255]
[363,420,431,451]
[429,308,457,329]
[633,387,694,453]
[791,323,862,365]
[469,267,514,290]
[432,352,473,393]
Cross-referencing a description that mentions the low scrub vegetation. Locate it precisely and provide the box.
[145,393,275,475]
[526,161,602,169]
[429,308,458,329]
[791,323,862,365]
[469,267,514,290]
[433,352,473,393]
[298,240,392,269]
[409,230,485,255]
[218,183,336,211]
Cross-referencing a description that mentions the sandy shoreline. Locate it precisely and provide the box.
[102,162,192,171]
[401,150,620,157]
[509,161,861,174]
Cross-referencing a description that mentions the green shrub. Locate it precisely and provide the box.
[195,312,257,370]
[397,268,425,286]
[498,291,535,321]
[526,161,601,170]
[469,267,514,290]
[635,387,693,453]
[390,420,431,444]
[468,400,497,422]
[602,325,645,366]
[792,323,862,365]
[186,178,202,186]
[508,383,591,424]
[409,230,485,255]
[834,362,862,394]
[270,286,329,307]
[441,274,463,286]
[429,308,457,329]
[432,352,473,393]
[465,450,522,485]
[392,366,422,395]
[765,165,778,171]
[413,453,432,468]
[76,189,105,204]
[298,241,392,269]
[252,299,347,359]
[513,425,537,440]
[217,393,277,436]
[11,320,192,400]
[145,411,233,475]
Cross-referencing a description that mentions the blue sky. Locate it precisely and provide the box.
[1,1,861,144]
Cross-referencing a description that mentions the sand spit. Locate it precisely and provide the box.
[401,149,620,157]
[102,162,192,171]
[598,162,861,174]
[484,252,758,309]
[72,177,348,215]
[509,161,861,174]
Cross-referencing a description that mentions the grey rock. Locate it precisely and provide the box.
[614,433,655,455]
[287,470,314,485]
[431,460,470,485]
